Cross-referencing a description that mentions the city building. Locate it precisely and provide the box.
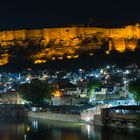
[0,91,21,104]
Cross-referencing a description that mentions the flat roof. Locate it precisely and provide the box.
[104,105,140,111]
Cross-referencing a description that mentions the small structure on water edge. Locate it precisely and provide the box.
[0,91,22,104]
[100,106,140,128]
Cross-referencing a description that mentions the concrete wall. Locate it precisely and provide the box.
[81,109,100,122]
[28,111,81,122]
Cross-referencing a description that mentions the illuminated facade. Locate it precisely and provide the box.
[0,92,21,104]
[0,24,139,65]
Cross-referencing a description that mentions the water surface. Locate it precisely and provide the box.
[0,118,140,140]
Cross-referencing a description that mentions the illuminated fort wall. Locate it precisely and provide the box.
[0,25,140,65]
[0,25,140,52]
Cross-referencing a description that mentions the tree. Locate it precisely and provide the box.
[128,79,140,104]
[87,79,101,98]
[19,79,53,105]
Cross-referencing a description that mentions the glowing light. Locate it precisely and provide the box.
[0,53,9,65]
[106,65,110,69]
[73,55,79,58]
[58,56,63,60]
[52,57,56,60]
[34,59,46,64]
[89,53,94,56]
[24,134,27,140]
[86,125,91,138]
[125,70,130,74]
[31,107,37,112]
[53,90,62,97]
[105,75,110,79]
[105,51,110,54]
[27,68,32,71]
[100,69,103,73]
[95,74,99,78]
[32,121,38,131]
[85,117,91,122]
[67,55,72,59]
[27,126,31,132]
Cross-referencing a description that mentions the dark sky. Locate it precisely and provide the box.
[0,0,140,29]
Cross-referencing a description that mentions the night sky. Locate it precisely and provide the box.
[0,0,140,30]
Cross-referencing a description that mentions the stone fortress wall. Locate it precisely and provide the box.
[0,24,140,53]
[0,26,139,40]
[0,24,140,65]
[1,26,139,40]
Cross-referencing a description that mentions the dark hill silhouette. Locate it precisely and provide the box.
[1,48,140,72]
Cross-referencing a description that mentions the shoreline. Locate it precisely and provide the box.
[27,111,140,130]
[27,111,85,123]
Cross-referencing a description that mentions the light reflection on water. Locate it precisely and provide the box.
[0,118,139,140]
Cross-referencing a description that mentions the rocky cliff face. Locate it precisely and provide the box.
[0,25,139,65]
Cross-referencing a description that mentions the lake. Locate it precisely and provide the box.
[0,118,140,140]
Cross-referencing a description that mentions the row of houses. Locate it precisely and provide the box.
[50,76,134,106]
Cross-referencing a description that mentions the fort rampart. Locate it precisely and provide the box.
[0,25,139,65]
[0,25,140,41]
